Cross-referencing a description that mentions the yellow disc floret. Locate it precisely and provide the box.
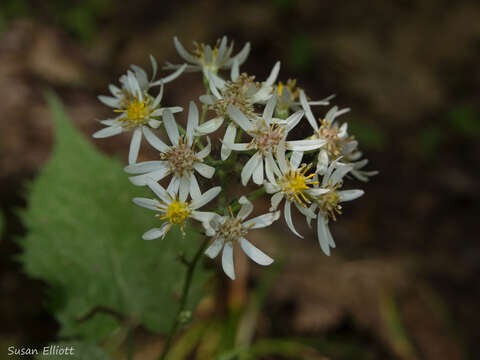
[316,185,342,221]
[115,96,152,127]
[160,200,191,225]
[279,164,318,206]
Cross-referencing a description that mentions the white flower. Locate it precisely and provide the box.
[165,36,250,76]
[307,161,364,255]
[133,181,221,239]
[275,79,333,119]
[300,90,378,181]
[93,57,186,164]
[204,196,279,280]
[224,94,326,185]
[264,141,328,238]
[195,60,280,140]
[124,103,215,199]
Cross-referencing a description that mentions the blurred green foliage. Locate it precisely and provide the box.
[349,121,387,151]
[448,105,480,138]
[289,34,314,71]
[18,93,209,342]
[419,125,445,157]
[0,0,112,42]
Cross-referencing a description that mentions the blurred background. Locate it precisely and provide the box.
[0,0,479,359]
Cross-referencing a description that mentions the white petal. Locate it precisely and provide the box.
[221,123,237,160]
[167,176,181,196]
[231,59,239,81]
[285,110,304,132]
[240,238,273,266]
[128,128,142,165]
[270,192,284,211]
[124,160,169,174]
[265,152,281,182]
[132,197,162,211]
[162,109,180,145]
[196,117,224,135]
[196,137,212,159]
[284,201,303,238]
[286,139,326,151]
[205,238,224,259]
[189,172,201,199]
[241,152,261,186]
[264,61,280,86]
[275,141,288,173]
[179,175,190,203]
[290,151,303,169]
[186,101,199,146]
[156,64,187,84]
[237,196,253,220]
[226,105,254,132]
[146,181,171,203]
[129,168,170,186]
[263,93,277,123]
[317,215,333,256]
[142,127,170,152]
[199,94,215,105]
[142,223,170,240]
[173,36,197,63]
[264,182,280,194]
[190,186,221,209]
[244,211,280,229]
[330,164,353,186]
[252,156,264,185]
[194,162,215,178]
[150,54,158,80]
[338,189,364,202]
[299,90,319,132]
[148,119,162,129]
[98,95,120,108]
[222,242,235,280]
[92,126,123,139]
[230,42,251,67]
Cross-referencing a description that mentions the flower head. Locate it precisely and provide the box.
[124,103,215,199]
[224,95,326,185]
[165,36,251,75]
[93,57,186,164]
[133,181,221,239]
[205,197,279,280]
[307,161,364,255]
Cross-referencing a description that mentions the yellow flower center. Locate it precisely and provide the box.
[277,79,299,101]
[279,164,318,206]
[317,187,342,221]
[116,97,152,127]
[160,200,191,225]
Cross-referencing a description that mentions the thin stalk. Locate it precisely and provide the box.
[157,236,210,360]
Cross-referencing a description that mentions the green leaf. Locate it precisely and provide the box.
[19,92,210,341]
[36,341,110,360]
[448,105,480,138]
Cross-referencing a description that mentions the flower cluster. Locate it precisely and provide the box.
[93,36,377,280]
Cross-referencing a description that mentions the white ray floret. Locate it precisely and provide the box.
[133,181,221,239]
[93,57,186,164]
[124,103,215,198]
[306,160,364,255]
[204,196,280,280]
[224,95,326,185]
[195,60,281,161]
[263,141,329,238]
[165,36,251,76]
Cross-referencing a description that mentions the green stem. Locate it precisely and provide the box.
[157,236,210,360]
